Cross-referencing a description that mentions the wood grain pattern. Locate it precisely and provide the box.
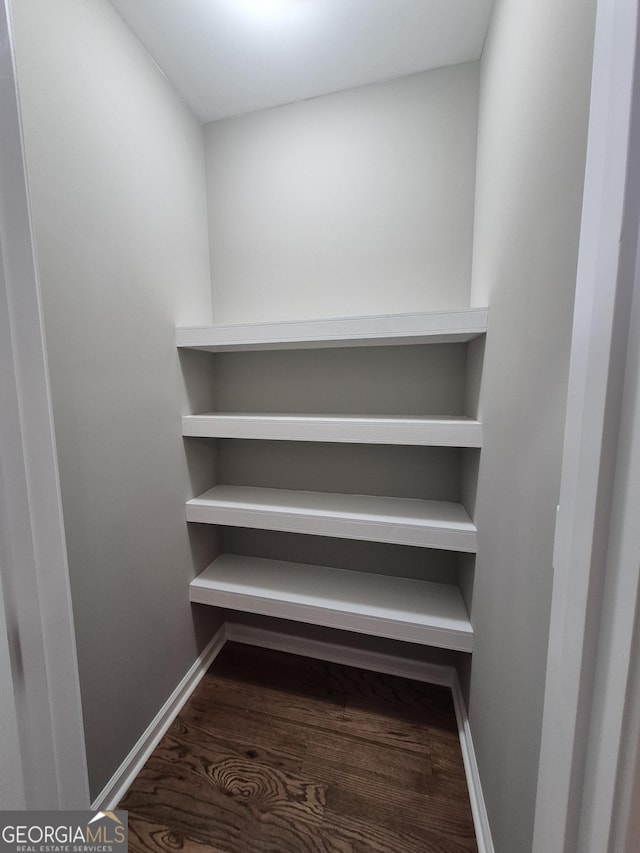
[120,643,478,853]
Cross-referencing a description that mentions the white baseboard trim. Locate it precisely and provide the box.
[91,619,494,853]
[451,672,495,853]
[224,622,455,687]
[91,623,227,810]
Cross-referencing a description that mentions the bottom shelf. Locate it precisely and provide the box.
[190,554,473,652]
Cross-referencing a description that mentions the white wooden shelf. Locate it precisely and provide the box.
[190,554,473,652]
[186,485,477,551]
[182,413,482,447]
[179,307,485,652]
[176,307,488,352]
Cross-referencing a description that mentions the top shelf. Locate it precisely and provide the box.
[176,307,488,352]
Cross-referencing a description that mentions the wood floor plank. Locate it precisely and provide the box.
[192,661,347,732]
[177,702,308,774]
[318,661,458,725]
[346,673,458,762]
[334,707,447,757]
[123,759,328,853]
[210,643,348,697]
[127,815,227,853]
[215,644,455,735]
[301,729,475,847]
[340,670,459,737]
[324,784,477,849]
[319,809,475,853]
[302,725,436,788]
[120,643,478,853]
[303,727,470,804]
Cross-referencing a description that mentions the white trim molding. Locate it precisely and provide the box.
[0,0,89,809]
[450,675,496,853]
[533,0,640,851]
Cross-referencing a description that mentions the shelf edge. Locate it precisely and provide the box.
[181,414,483,447]
[176,307,488,351]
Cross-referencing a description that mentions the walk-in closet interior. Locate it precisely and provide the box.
[7,1,597,850]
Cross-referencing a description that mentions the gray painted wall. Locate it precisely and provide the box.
[204,63,480,323]
[11,0,221,798]
[468,0,596,851]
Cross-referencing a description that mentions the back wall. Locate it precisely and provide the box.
[204,63,480,323]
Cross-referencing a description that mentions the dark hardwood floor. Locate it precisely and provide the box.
[120,642,478,853]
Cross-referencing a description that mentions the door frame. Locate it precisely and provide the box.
[532,0,640,850]
[0,0,89,809]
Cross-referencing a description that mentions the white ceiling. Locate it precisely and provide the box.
[108,0,494,123]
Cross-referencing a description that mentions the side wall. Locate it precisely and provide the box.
[11,0,220,799]
[468,0,596,851]
[204,63,479,323]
